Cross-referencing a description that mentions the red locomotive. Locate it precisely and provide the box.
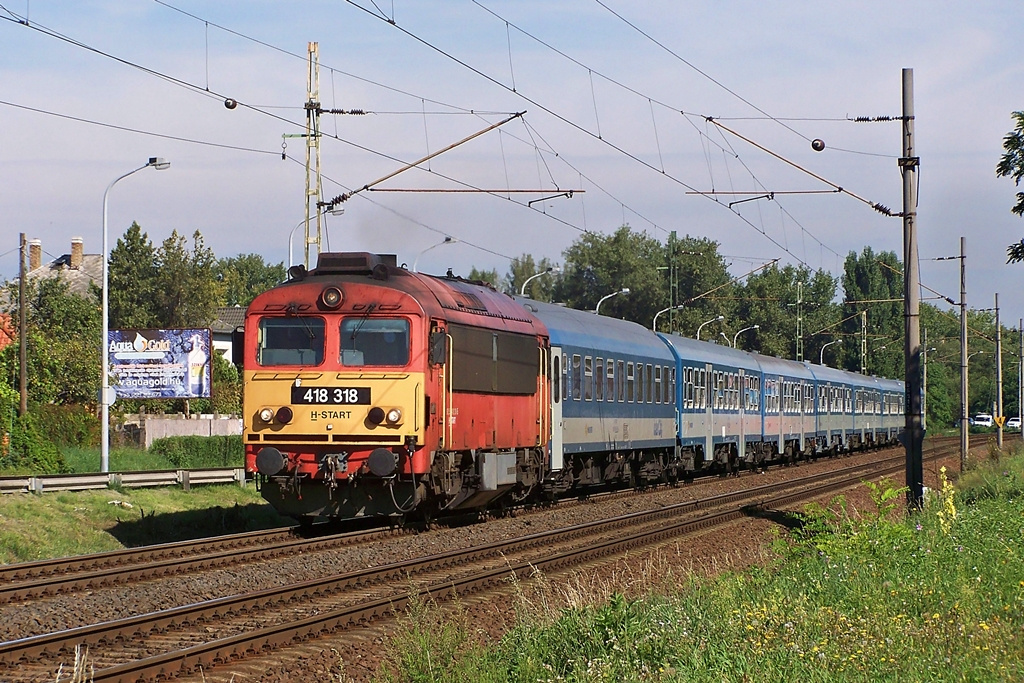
[243,252,550,522]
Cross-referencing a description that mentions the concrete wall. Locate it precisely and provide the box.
[123,414,242,449]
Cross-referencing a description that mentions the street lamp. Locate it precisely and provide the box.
[696,315,724,340]
[519,266,561,297]
[412,236,456,272]
[719,331,731,346]
[102,157,170,474]
[652,304,685,331]
[594,288,629,314]
[289,207,344,268]
[733,324,760,349]
[819,338,841,365]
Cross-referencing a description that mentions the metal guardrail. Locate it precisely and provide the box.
[0,468,248,495]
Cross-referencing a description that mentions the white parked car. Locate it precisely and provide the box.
[1006,416,1022,431]
[971,413,994,428]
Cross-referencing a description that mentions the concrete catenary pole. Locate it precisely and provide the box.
[901,68,924,509]
[1019,318,1023,443]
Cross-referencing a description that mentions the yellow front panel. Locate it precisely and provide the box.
[244,370,425,446]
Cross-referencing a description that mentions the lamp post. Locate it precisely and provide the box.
[102,157,170,474]
[733,324,759,349]
[594,288,629,314]
[289,207,344,268]
[288,217,312,269]
[412,236,455,272]
[653,304,686,331]
[519,266,560,297]
[696,315,724,341]
[819,339,841,365]
[719,331,731,346]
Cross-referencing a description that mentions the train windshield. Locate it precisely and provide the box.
[340,318,410,367]
[257,317,325,366]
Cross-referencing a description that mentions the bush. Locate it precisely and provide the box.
[33,404,100,447]
[148,435,243,469]
[2,413,68,474]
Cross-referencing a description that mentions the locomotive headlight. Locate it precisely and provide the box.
[320,286,343,309]
[385,408,402,424]
[276,406,294,424]
[258,407,275,423]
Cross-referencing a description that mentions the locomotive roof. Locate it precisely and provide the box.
[514,296,673,359]
[264,253,543,336]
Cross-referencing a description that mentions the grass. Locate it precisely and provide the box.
[0,484,290,563]
[60,446,177,474]
[375,448,1024,682]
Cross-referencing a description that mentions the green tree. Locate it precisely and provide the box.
[215,254,285,307]
[466,267,502,289]
[154,230,223,328]
[507,254,559,301]
[555,225,668,326]
[668,235,734,337]
[997,111,1024,262]
[108,222,159,328]
[841,247,904,377]
[734,264,839,359]
[0,277,100,406]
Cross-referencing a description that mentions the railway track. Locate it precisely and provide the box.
[0,438,961,682]
[0,523,411,603]
[3,440,951,604]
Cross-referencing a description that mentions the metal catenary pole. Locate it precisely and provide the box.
[960,237,968,470]
[996,293,1003,449]
[901,68,924,509]
[19,233,28,417]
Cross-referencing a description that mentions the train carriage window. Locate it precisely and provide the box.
[607,361,615,402]
[340,318,410,367]
[617,360,625,402]
[626,362,635,402]
[668,367,675,405]
[595,358,604,401]
[258,317,326,366]
[552,355,561,403]
[654,365,662,404]
[572,354,582,401]
[584,356,593,401]
[646,364,654,403]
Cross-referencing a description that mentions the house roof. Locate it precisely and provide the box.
[212,306,245,333]
[26,253,103,297]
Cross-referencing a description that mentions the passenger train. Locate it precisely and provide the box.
[241,252,904,523]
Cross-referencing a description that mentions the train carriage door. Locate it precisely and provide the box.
[550,347,564,470]
[738,369,746,462]
[704,362,714,463]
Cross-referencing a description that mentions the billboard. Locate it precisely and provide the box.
[108,329,212,399]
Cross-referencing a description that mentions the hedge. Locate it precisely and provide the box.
[148,435,243,469]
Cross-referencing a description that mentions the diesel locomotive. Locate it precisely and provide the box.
[241,251,904,523]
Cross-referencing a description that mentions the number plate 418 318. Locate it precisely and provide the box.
[291,386,370,405]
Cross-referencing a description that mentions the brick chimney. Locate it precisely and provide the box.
[70,237,83,269]
[29,239,41,271]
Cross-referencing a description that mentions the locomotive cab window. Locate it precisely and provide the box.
[340,318,410,366]
[257,317,326,366]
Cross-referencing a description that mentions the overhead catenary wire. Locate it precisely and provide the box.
[344,2,843,269]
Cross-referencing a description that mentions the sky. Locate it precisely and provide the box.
[1,0,1022,333]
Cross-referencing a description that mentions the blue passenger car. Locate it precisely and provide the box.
[755,355,818,461]
[658,334,762,471]
[516,297,677,489]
